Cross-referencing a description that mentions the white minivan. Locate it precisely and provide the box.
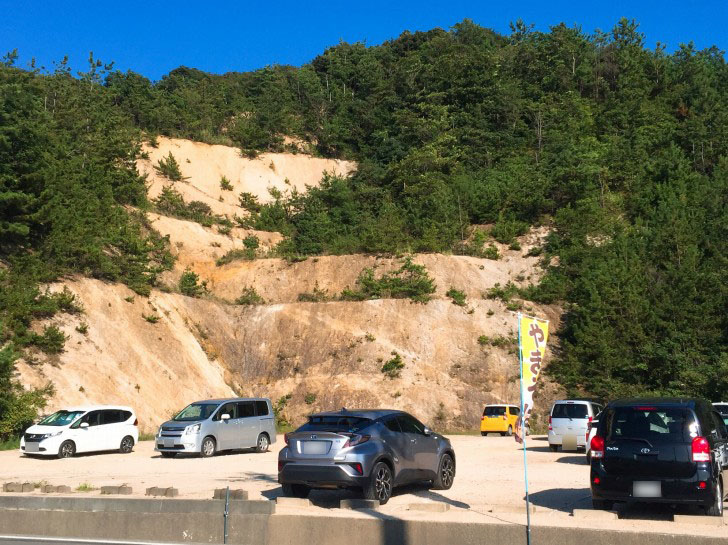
[20,406,139,458]
[548,400,603,452]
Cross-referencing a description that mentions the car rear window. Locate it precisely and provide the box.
[484,406,506,416]
[714,404,728,416]
[552,403,588,419]
[298,416,372,433]
[605,406,696,444]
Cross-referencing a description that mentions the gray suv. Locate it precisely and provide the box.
[155,397,275,457]
[278,409,455,504]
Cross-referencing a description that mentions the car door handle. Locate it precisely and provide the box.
[410,439,417,443]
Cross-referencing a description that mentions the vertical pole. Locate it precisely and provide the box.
[223,486,230,544]
[518,313,532,545]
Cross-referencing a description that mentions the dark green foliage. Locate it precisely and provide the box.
[238,192,262,213]
[478,335,517,348]
[484,282,521,303]
[216,235,259,265]
[297,282,330,302]
[340,258,436,303]
[219,176,233,191]
[235,286,264,305]
[154,152,186,181]
[304,393,316,405]
[381,352,405,379]
[154,186,222,227]
[30,325,67,354]
[178,268,206,297]
[446,288,467,307]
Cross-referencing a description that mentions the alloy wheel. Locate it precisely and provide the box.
[120,437,133,453]
[258,435,269,451]
[60,442,74,458]
[374,465,392,501]
[440,456,454,488]
[202,438,215,457]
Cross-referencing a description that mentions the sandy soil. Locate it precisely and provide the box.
[1,435,724,536]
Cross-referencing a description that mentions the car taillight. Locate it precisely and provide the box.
[284,433,290,446]
[481,416,485,421]
[588,416,593,424]
[692,436,710,462]
[349,462,363,475]
[548,416,552,431]
[590,435,605,459]
[133,419,138,426]
[344,434,370,448]
[278,461,286,472]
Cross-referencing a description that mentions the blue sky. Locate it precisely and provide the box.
[2,0,726,81]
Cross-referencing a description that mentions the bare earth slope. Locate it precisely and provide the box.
[18,139,563,434]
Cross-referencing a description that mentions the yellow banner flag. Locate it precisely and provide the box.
[515,313,549,443]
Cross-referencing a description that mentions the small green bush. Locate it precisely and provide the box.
[478,335,517,348]
[340,258,436,304]
[304,393,317,405]
[446,287,467,307]
[75,322,88,335]
[483,245,500,260]
[484,282,521,303]
[31,325,67,354]
[381,352,405,379]
[509,240,522,251]
[235,286,264,305]
[298,282,329,302]
[179,269,207,297]
[154,152,187,182]
[154,187,222,227]
[143,314,159,324]
[220,176,233,191]
[239,192,262,213]
[490,216,529,244]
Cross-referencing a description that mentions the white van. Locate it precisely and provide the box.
[548,400,603,452]
[20,406,139,458]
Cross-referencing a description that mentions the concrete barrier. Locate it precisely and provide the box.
[572,508,618,521]
[674,514,725,526]
[340,499,380,510]
[213,488,248,500]
[100,485,132,495]
[145,486,178,497]
[276,497,312,508]
[407,502,450,512]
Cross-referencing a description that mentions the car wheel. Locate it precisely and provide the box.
[506,425,513,437]
[549,444,559,452]
[58,440,75,459]
[200,436,216,458]
[431,453,455,490]
[586,452,592,464]
[592,499,614,511]
[363,461,393,504]
[255,433,270,453]
[119,435,134,454]
[160,452,177,458]
[705,479,723,517]
[480,432,487,437]
[500,432,506,437]
[281,484,310,498]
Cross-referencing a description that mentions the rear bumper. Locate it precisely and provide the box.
[279,463,368,489]
[548,431,587,447]
[590,464,716,506]
[480,420,509,433]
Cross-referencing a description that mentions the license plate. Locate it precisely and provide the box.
[301,441,330,455]
[163,439,174,448]
[25,442,39,453]
[633,481,661,498]
[562,434,578,451]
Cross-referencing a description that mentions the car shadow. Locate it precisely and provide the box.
[218,472,278,484]
[397,483,470,509]
[555,455,588,465]
[526,488,592,513]
[525,446,554,453]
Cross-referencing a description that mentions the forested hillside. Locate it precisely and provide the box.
[1,18,727,439]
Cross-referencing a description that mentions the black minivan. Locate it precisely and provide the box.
[590,398,728,515]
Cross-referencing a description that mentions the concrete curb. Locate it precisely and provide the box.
[213,488,248,500]
[275,497,312,508]
[572,508,618,520]
[674,514,725,526]
[2,482,33,493]
[145,486,178,497]
[340,499,380,510]
[406,502,450,512]
[41,485,72,494]
[101,485,133,495]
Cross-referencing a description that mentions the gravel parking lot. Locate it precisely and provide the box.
[1,435,725,536]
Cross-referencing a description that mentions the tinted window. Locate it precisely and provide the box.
[298,416,372,433]
[174,403,218,421]
[74,410,101,428]
[605,407,696,444]
[214,402,237,421]
[398,414,425,435]
[710,412,727,440]
[484,406,506,416]
[101,410,122,425]
[383,417,401,433]
[255,401,269,416]
[552,404,588,419]
[237,401,255,418]
[510,407,520,416]
[714,404,728,417]
[38,410,84,426]
[120,411,132,422]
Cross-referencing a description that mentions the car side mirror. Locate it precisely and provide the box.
[80,422,89,429]
[423,427,432,436]
[221,414,230,421]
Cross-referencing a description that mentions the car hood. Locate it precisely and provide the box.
[159,420,202,428]
[24,424,68,435]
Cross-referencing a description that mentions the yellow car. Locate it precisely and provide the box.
[480,404,520,436]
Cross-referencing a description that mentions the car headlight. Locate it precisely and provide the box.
[44,431,63,439]
[184,424,201,435]
[157,427,163,436]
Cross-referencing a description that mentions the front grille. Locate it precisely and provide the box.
[162,426,185,432]
[157,444,185,450]
[24,433,44,442]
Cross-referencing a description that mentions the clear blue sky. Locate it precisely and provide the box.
[2,0,726,81]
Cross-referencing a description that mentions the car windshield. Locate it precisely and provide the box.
[38,410,85,426]
[606,406,695,444]
[552,403,589,419]
[297,415,372,433]
[173,403,218,421]
[484,406,506,416]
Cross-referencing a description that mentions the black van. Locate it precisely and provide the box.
[590,398,728,515]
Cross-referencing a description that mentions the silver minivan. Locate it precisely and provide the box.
[155,397,276,457]
[548,399,603,452]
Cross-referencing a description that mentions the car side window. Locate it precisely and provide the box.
[120,411,132,422]
[238,401,255,418]
[101,410,121,425]
[510,407,520,416]
[74,410,101,428]
[255,401,269,416]
[383,417,402,433]
[214,403,236,421]
[398,415,425,435]
[711,412,727,441]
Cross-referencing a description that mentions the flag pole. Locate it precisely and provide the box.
[518,312,532,545]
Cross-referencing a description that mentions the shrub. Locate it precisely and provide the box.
[446,287,467,307]
[381,352,405,379]
[235,286,264,305]
[304,393,317,405]
[31,325,67,354]
[509,240,522,251]
[478,335,517,348]
[490,216,529,244]
[75,322,88,334]
[220,176,233,191]
[238,192,262,213]
[154,187,220,226]
[273,394,292,429]
[143,314,159,324]
[154,152,187,182]
[483,245,500,260]
[340,258,436,304]
[179,269,207,297]
[217,224,232,236]
[484,282,521,303]
[298,282,329,302]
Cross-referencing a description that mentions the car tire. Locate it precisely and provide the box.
[481,432,487,437]
[160,452,177,458]
[281,483,310,498]
[705,479,723,517]
[586,452,592,464]
[506,425,513,437]
[592,499,614,511]
[255,433,270,453]
[58,440,75,459]
[200,436,216,458]
[549,444,559,452]
[363,461,393,504]
[431,453,455,490]
[119,435,134,454]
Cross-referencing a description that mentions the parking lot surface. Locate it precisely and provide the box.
[1,435,725,536]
